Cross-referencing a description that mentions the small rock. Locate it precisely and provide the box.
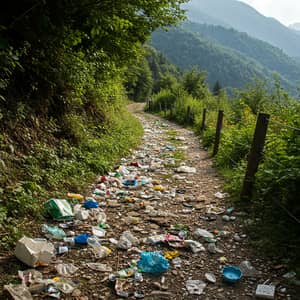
[72,289,81,297]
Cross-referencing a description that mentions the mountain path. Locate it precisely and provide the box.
[3,103,290,300]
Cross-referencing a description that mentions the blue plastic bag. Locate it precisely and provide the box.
[74,233,90,245]
[83,200,99,209]
[137,252,170,274]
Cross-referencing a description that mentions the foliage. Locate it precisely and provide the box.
[151,26,299,94]
[147,71,300,267]
[0,1,186,248]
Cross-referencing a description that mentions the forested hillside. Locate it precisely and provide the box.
[183,22,300,85]
[151,27,297,92]
[0,0,186,247]
[184,0,300,58]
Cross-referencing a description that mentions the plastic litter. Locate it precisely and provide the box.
[74,205,89,220]
[239,260,260,277]
[176,166,196,173]
[164,251,180,260]
[18,269,43,286]
[55,263,78,277]
[194,228,214,239]
[15,236,54,267]
[87,236,111,258]
[83,199,99,209]
[117,231,139,250]
[92,226,106,237]
[3,284,33,300]
[186,280,206,295]
[41,224,66,240]
[255,284,276,299]
[184,240,205,253]
[214,192,229,199]
[54,277,77,294]
[44,199,74,220]
[86,263,112,272]
[222,266,242,283]
[67,193,84,201]
[172,257,182,268]
[74,233,90,245]
[137,252,170,274]
[205,272,216,283]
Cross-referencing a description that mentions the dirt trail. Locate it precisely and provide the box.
[2,105,296,300]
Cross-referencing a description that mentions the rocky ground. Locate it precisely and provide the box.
[1,104,299,299]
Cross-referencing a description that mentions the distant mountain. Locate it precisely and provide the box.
[183,22,300,85]
[151,27,297,93]
[183,0,300,58]
[289,23,300,31]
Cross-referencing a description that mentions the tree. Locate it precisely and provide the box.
[0,0,187,111]
[182,69,209,99]
[213,80,222,96]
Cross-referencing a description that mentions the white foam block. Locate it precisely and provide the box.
[255,284,275,299]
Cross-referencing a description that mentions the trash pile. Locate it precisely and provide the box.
[3,117,297,299]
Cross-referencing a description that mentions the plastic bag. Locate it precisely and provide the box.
[137,252,170,274]
[42,224,66,240]
[3,284,33,300]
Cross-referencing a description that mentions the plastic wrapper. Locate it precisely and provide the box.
[137,252,170,274]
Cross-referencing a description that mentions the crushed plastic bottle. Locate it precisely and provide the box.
[239,260,260,277]
[87,237,111,258]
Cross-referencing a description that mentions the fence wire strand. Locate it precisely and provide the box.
[269,119,300,132]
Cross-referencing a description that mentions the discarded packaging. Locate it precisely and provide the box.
[67,193,84,201]
[4,284,33,300]
[176,166,196,173]
[117,231,139,250]
[54,277,77,294]
[184,240,205,253]
[87,263,112,272]
[214,192,228,199]
[74,233,90,245]
[15,236,54,267]
[138,252,170,274]
[186,280,206,295]
[44,199,74,220]
[222,266,242,283]
[92,226,106,238]
[55,263,78,277]
[18,269,43,286]
[42,224,66,240]
[205,272,216,283]
[87,237,111,258]
[255,284,275,299]
[239,260,260,277]
[194,228,214,239]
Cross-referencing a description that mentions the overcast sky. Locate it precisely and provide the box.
[239,0,300,26]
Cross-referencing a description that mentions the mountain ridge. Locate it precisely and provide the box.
[183,0,300,58]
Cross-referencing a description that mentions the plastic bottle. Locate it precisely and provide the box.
[87,237,111,258]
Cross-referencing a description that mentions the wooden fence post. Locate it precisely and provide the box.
[212,110,224,156]
[186,106,191,124]
[164,103,167,117]
[170,105,173,118]
[240,113,270,200]
[159,102,162,112]
[201,108,207,131]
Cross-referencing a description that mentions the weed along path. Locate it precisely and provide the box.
[3,104,297,300]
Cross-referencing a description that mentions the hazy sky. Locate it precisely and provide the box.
[239,0,300,26]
